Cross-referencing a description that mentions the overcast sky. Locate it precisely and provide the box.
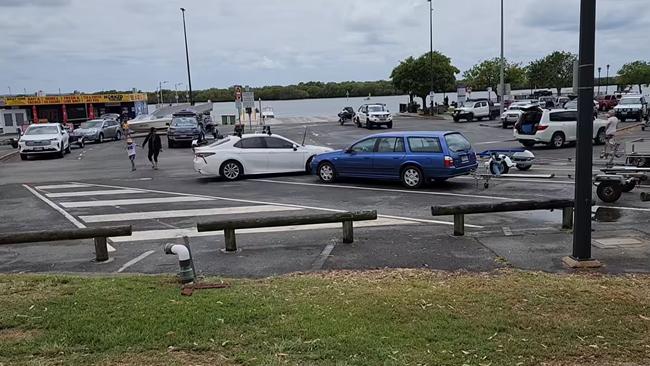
[1,0,648,94]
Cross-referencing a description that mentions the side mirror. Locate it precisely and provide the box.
[344,147,354,154]
[293,144,299,151]
[191,140,199,148]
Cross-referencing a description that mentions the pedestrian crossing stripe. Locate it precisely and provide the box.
[60,196,213,208]
[46,189,143,198]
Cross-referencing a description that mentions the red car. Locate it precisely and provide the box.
[598,94,620,111]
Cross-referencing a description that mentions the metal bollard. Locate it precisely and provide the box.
[164,243,195,283]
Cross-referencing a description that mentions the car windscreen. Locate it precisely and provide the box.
[81,121,103,128]
[619,98,642,105]
[171,117,197,127]
[368,106,385,112]
[444,133,471,153]
[25,126,58,135]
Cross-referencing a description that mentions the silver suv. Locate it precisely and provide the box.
[71,119,122,143]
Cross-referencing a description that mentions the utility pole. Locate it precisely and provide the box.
[606,64,610,94]
[181,8,194,106]
[428,0,434,115]
[567,0,599,268]
[597,67,601,96]
[499,0,505,118]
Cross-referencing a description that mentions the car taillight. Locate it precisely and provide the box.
[536,125,548,131]
[195,152,215,158]
[444,156,455,168]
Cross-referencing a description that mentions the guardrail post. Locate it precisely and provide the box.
[94,237,109,262]
[453,214,465,236]
[223,229,237,252]
[562,207,574,229]
[342,221,353,243]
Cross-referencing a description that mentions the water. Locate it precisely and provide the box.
[148,84,649,118]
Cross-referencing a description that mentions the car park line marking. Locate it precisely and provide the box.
[60,196,214,208]
[251,179,517,201]
[311,243,336,270]
[79,206,304,223]
[22,184,116,252]
[46,189,143,198]
[116,250,155,273]
[110,218,418,242]
[595,205,650,213]
[35,183,91,190]
[377,214,483,228]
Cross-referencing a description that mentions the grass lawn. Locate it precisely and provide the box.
[1,269,649,366]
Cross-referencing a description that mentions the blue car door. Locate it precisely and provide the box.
[372,137,406,178]
[336,137,377,176]
[406,136,446,177]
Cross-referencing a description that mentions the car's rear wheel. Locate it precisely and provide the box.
[550,132,565,148]
[115,131,122,141]
[401,165,423,189]
[467,113,474,122]
[98,133,104,143]
[20,154,27,161]
[597,182,622,203]
[317,162,336,183]
[453,116,460,123]
[220,160,243,181]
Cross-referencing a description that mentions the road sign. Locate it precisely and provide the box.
[234,85,242,102]
[242,91,255,108]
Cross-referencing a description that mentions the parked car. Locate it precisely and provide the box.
[563,99,598,118]
[613,95,649,122]
[168,110,205,148]
[354,104,393,129]
[453,99,500,122]
[63,125,85,148]
[193,132,332,180]
[597,94,621,111]
[514,107,608,148]
[18,123,70,160]
[538,96,556,109]
[500,102,538,129]
[311,131,478,188]
[70,119,122,143]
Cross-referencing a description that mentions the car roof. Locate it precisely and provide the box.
[365,131,457,138]
[28,123,60,127]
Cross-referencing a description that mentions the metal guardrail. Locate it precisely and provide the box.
[0,225,132,262]
[197,211,378,252]
[431,199,577,236]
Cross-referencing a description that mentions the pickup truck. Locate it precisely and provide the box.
[613,95,649,122]
[453,99,501,122]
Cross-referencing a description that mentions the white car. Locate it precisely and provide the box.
[513,107,608,148]
[354,104,393,129]
[500,102,538,129]
[613,95,648,122]
[19,123,70,160]
[193,133,333,180]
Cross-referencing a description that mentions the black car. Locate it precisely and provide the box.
[167,111,205,148]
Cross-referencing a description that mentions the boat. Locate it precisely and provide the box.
[127,114,172,133]
[261,107,275,119]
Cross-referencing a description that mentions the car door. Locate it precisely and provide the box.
[406,136,445,176]
[264,136,304,172]
[479,101,489,117]
[558,110,578,141]
[233,137,269,174]
[104,121,115,138]
[335,137,377,177]
[372,137,406,177]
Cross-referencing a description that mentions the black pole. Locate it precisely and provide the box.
[597,67,601,96]
[181,8,194,106]
[606,64,610,94]
[428,0,434,115]
[571,0,596,261]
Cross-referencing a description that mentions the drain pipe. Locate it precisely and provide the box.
[164,243,195,283]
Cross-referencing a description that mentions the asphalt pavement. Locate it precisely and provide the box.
[0,116,649,276]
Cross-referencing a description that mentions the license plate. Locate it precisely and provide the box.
[461,155,469,163]
[34,147,44,151]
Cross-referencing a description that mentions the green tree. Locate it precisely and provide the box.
[462,58,527,95]
[392,52,458,110]
[617,61,650,94]
[390,56,417,103]
[526,51,577,95]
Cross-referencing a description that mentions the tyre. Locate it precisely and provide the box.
[387,122,393,129]
[594,128,606,145]
[550,132,565,149]
[305,156,314,173]
[57,144,65,158]
[520,140,535,148]
[220,160,243,181]
[114,131,122,141]
[453,116,460,123]
[597,182,622,203]
[401,165,423,189]
[636,113,642,122]
[516,164,532,171]
[78,138,85,148]
[477,116,483,121]
[20,154,27,161]
[365,119,371,129]
[356,118,361,128]
[467,113,474,122]
[502,122,508,129]
[317,162,336,183]
[621,181,636,193]
[501,162,510,174]
[98,133,104,143]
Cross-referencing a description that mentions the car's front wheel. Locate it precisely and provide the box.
[317,162,336,183]
[115,131,122,141]
[401,165,423,189]
[20,154,28,161]
[387,122,393,129]
[220,160,243,181]
[64,142,71,154]
[98,133,104,143]
[595,128,606,145]
[57,144,65,158]
[467,113,474,122]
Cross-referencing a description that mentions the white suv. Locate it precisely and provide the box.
[354,104,393,129]
[513,107,608,148]
[19,123,70,160]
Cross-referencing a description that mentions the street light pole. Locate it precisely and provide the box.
[159,81,168,106]
[499,0,505,117]
[606,64,610,94]
[428,0,434,115]
[180,8,194,106]
[569,0,598,267]
[174,82,183,105]
[597,67,601,96]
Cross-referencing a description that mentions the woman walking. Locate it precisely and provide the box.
[142,127,162,170]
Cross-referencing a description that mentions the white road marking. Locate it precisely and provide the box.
[61,196,213,208]
[80,205,303,223]
[311,243,336,270]
[377,214,483,228]
[251,179,517,201]
[22,184,116,252]
[35,183,91,190]
[595,205,650,213]
[110,218,418,242]
[116,250,155,273]
[46,189,142,198]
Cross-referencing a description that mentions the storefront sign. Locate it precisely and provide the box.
[3,93,148,106]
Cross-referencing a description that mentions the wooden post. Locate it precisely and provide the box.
[453,214,465,236]
[223,229,237,252]
[94,237,109,262]
[342,221,353,243]
[562,207,574,229]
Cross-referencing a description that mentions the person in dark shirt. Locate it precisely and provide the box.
[142,127,162,170]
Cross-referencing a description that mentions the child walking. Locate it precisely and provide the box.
[126,138,137,171]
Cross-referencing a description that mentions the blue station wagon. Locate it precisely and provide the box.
[311,131,478,188]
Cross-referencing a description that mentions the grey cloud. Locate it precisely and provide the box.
[0,0,69,7]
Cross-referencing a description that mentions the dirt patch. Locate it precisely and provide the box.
[0,328,41,343]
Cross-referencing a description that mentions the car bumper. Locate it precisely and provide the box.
[193,158,218,176]
[616,111,642,118]
[169,134,201,142]
[427,164,478,180]
[20,145,59,154]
